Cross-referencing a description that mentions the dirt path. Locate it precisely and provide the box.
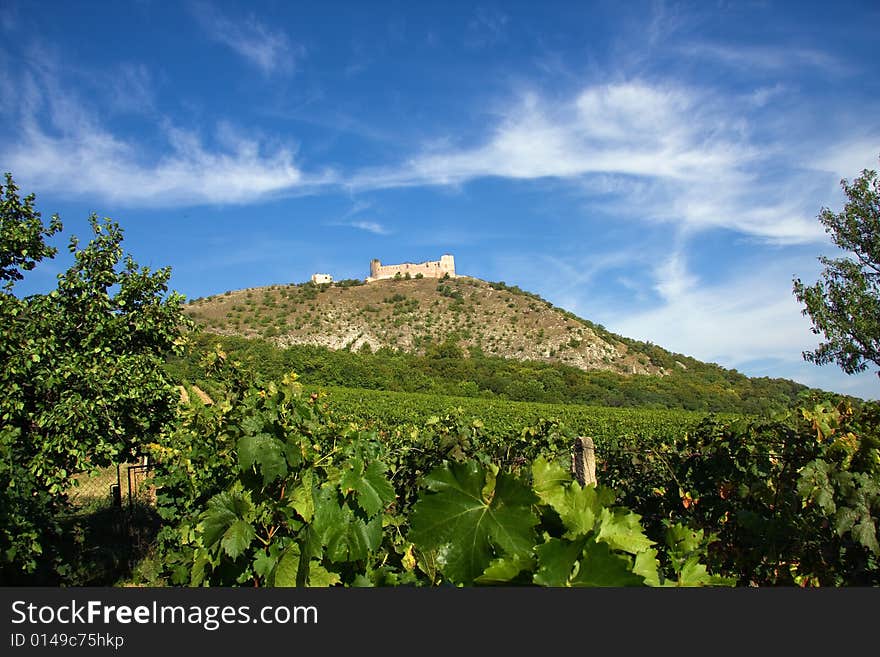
[178,384,213,405]
[190,385,214,405]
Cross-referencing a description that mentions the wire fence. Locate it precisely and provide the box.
[66,459,156,511]
[66,465,121,508]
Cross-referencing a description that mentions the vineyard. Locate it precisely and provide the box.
[304,384,738,448]
[118,347,877,588]
[5,339,880,587]
[142,352,732,587]
[2,172,878,588]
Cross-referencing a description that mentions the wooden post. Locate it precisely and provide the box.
[572,436,597,487]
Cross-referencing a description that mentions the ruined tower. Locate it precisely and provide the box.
[366,254,456,282]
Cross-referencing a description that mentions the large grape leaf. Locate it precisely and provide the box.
[288,470,315,522]
[595,507,655,555]
[339,457,395,516]
[570,539,645,587]
[190,551,211,587]
[325,515,383,563]
[273,545,301,586]
[665,523,706,557]
[201,488,256,558]
[797,459,836,513]
[253,548,279,581]
[269,544,342,587]
[633,548,661,587]
[475,554,535,584]
[533,537,585,586]
[306,563,341,587]
[311,486,383,562]
[672,556,734,586]
[409,460,538,584]
[531,456,571,509]
[237,433,288,486]
[852,517,879,555]
[221,520,256,559]
[531,457,615,538]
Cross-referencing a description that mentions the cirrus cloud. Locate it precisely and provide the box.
[350,80,840,244]
[0,52,326,208]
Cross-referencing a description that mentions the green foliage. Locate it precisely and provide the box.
[425,338,464,360]
[409,461,539,583]
[151,360,401,587]
[161,338,879,587]
[173,331,820,414]
[615,397,880,586]
[797,401,880,557]
[0,175,189,583]
[333,278,364,288]
[153,349,732,587]
[0,173,62,289]
[408,457,730,586]
[794,158,880,377]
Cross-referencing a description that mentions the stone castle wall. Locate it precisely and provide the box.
[367,254,455,282]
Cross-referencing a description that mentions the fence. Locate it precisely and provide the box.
[67,457,155,510]
[119,460,156,508]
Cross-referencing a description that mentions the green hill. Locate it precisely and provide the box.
[176,275,836,414]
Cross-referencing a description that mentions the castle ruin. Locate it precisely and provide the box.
[366,254,455,282]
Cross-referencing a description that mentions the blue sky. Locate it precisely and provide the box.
[2,1,879,399]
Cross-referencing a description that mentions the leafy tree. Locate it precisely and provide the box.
[426,337,464,360]
[0,173,62,289]
[0,173,190,582]
[793,159,880,378]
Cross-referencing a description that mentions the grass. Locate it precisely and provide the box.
[67,464,121,506]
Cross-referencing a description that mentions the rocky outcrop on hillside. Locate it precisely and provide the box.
[183,276,666,377]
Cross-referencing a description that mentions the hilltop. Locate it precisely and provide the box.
[184,275,669,377]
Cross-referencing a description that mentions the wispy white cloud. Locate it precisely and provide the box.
[607,254,818,368]
[351,80,829,244]
[190,1,301,76]
[326,200,391,235]
[652,250,697,302]
[748,84,788,108]
[1,59,324,207]
[9,118,309,206]
[817,139,880,184]
[644,0,690,47]
[491,249,645,296]
[348,220,390,235]
[678,42,845,75]
[355,83,736,183]
[107,62,156,115]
